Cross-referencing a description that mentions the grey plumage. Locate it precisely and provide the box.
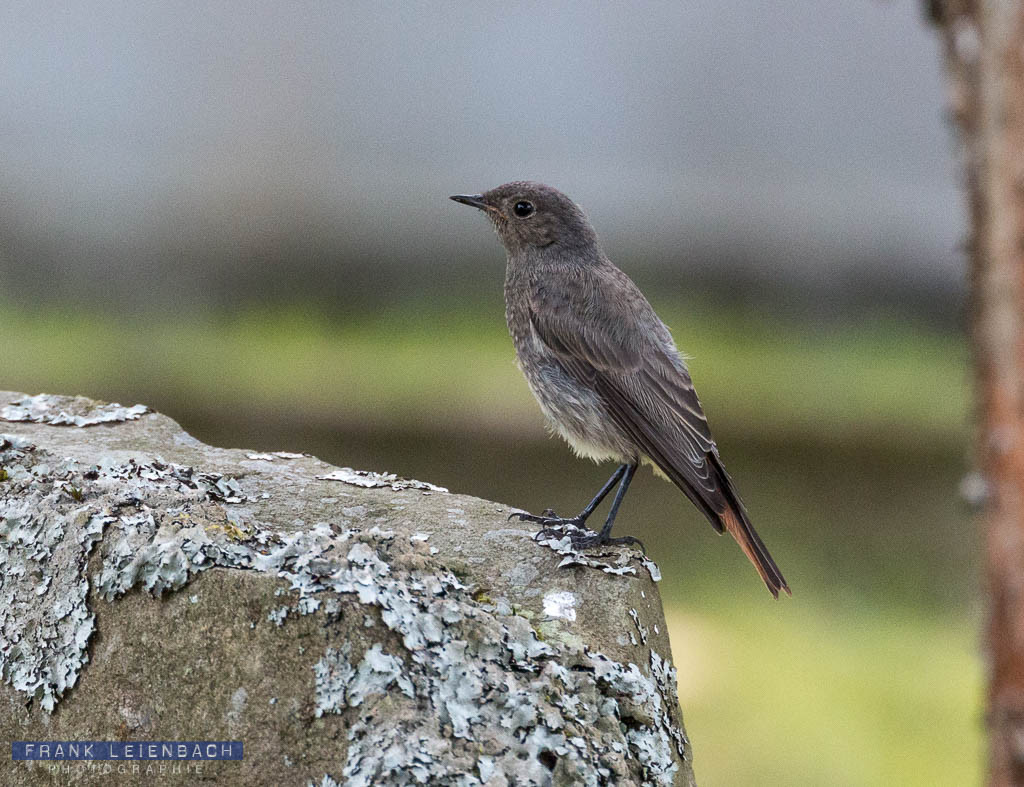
[451,182,789,598]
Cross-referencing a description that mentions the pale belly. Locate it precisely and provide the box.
[504,269,639,464]
[514,345,637,464]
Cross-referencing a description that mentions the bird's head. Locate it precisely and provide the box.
[450,181,598,255]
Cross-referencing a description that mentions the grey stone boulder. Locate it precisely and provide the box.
[0,392,694,786]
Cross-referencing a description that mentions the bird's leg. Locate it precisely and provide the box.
[592,463,643,548]
[557,463,643,550]
[513,463,645,551]
[509,463,627,529]
[575,463,631,521]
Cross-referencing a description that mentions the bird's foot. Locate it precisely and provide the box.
[511,512,645,553]
[509,509,645,552]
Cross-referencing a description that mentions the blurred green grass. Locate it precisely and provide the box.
[667,600,981,786]
[1,296,968,445]
[0,297,981,785]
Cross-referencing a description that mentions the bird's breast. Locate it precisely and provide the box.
[503,275,635,464]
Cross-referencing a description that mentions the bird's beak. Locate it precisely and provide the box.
[450,194,490,212]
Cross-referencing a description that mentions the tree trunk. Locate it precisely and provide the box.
[928,2,1024,783]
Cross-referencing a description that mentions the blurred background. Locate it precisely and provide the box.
[0,2,978,784]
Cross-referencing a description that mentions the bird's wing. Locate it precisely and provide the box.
[526,264,722,523]
[527,265,790,597]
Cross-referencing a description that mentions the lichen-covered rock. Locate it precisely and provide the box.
[0,392,694,786]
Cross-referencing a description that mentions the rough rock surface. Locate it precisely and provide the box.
[0,392,694,786]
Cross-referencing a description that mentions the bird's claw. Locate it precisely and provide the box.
[509,508,646,553]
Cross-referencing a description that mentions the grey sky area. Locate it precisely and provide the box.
[0,1,963,314]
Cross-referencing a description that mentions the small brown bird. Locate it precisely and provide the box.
[451,182,789,598]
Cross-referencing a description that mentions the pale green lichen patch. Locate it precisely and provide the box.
[315,466,448,493]
[0,437,260,713]
[260,521,685,785]
[313,643,414,714]
[0,435,108,712]
[534,525,662,582]
[1,393,148,427]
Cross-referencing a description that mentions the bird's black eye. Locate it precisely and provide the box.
[513,201,534,218]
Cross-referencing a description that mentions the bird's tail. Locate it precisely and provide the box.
[720,506,790,598]
[646,446,790,597]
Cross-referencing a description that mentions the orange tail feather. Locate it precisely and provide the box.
[721,508,791,598]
